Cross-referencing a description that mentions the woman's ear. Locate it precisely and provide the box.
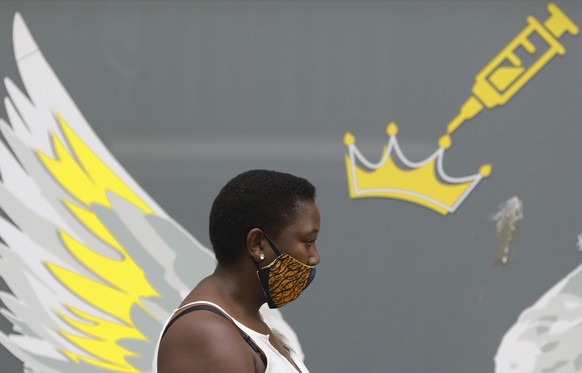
[246,228,264,263]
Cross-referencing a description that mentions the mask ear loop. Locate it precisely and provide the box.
[263,235,282,256]
[252,229,281,270]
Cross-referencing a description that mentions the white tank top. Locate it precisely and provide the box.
[153,301,310,373]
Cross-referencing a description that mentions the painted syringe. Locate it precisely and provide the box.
[438,3,579,151]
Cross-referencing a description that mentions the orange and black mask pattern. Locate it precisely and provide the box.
[257,235,316,309]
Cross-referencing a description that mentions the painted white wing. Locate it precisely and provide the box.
[0,13,303,373]
[494,263,582,372]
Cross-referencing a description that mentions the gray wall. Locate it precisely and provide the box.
[1,1,581,372]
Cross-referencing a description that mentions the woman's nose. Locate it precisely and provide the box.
[308,245,320,266]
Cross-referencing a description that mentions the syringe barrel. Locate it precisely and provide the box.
[471,3,577,109]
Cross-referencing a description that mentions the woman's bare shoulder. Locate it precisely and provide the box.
[157,307,256,373]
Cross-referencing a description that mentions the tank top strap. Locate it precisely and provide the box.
[161,300,267,366]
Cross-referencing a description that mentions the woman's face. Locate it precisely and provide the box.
[265,199,321,266]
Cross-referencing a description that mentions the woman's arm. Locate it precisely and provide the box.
[157,310,258,373]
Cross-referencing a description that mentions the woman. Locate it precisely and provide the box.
[157,169,321,372]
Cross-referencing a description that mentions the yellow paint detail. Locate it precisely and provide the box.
[344,155,356,198]
[489,66,525,91]
[37,115,160,371]
[438,135,452,150]
[57,231,158,320]
[64,202,123,251]
[480,164,492,177]
[46,231,157,371]
[37,133,101,207]
[386,122,398,136]
[48,261,143,327]
[360,156,470,215]
[446,96,483,135]
[343,132,355,146]
[57,114,152,214]
[58,307,145,373]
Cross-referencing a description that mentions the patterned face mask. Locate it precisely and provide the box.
[256,235,316,309]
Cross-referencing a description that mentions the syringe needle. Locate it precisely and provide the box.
[447,95,484,135]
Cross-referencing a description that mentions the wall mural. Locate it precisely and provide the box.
[0,14,301,373]
[0,2,580,373]
[343,3,578,215]
[495,263,582,372]
[342,3,582,372]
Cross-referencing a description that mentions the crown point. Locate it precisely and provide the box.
[386,122,399,136]
[479,164,492,177]
[438,134,452,150]
[344,132,356,146]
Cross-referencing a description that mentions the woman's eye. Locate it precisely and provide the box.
[305,240,315,247]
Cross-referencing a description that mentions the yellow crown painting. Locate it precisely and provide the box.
[344,3,578,215]
[344,123,491,215]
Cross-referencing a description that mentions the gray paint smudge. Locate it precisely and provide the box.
[492,196,523,266]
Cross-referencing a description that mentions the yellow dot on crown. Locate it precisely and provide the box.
[344,132,356,146]
[480,164,492,177]
[386,122,399,136]
[438,134,452,150]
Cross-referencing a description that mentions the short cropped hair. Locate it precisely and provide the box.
[209,169,316,265]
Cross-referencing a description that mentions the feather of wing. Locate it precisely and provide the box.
[495,263,582,372]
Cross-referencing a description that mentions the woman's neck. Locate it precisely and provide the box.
[200,263,265,320]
